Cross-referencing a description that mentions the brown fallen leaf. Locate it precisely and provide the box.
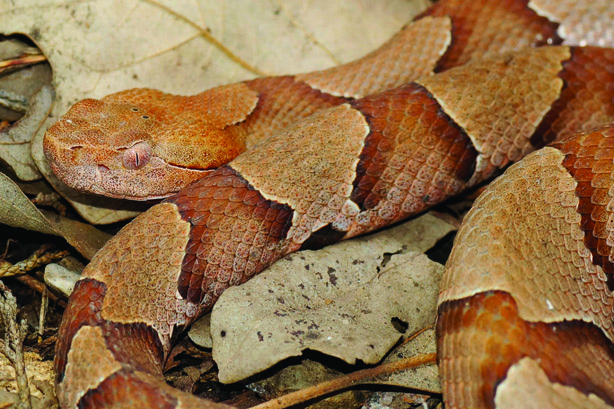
[210,212,454,383]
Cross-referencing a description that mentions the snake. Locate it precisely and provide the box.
[42,0,614,408]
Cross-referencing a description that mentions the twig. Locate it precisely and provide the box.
[31,192,67,217]
[0,244,69,278]
[251,353,437,409]
[0,281,32,409]
[0,243,68,306]
[2,239,14,261]
[0,54,47,76]
[38,286,48,342]
[400,324,434,346]
[15,275,66,308]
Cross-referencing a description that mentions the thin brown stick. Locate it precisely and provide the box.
[0,245,69,278]
[251,353,437,409]
[400,324,434,346]
[0,54,46,70]
[1,239,14,261]
[15,275,66,308]
[31,192,67,216]
[38,286,48,342]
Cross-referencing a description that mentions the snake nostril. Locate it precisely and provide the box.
[98,164,109,172]
[70,145,83,150]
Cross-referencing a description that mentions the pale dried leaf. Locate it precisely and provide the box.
[367,327,440,393]
[210,213,454,383]
[188,313,213,349]
[0,50,50,122]
[0,82,52,181]
[0,349,54,403]
[0,172,56,236]
[43,263,80,298]
[249,360,367,409]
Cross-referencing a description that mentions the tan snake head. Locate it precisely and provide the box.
[43,86,254,200]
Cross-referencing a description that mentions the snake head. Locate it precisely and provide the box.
[43,87,253,200]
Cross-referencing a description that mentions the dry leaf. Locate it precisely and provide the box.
[249,360,368,409]
[0,350,54,403]
[0,40,53,180]
[0,82,52,181]
[0,172,56,236]
[43,263,80,297]
[188,313,213,349]
[367,327,440,393]
[210,212,454,383]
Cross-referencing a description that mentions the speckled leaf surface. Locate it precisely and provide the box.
[210,212,454,383]
[368,327,440,393]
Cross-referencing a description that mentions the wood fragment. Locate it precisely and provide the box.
[0,53,46,74]
[251,353,437,409]
[0,245,69,278]
[37,286,48,342]
[15,275,66,308]
[31,192,67,217]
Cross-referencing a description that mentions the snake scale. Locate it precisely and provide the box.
[42,0,614,408]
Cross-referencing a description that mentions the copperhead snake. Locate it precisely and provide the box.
[42,0,614,408]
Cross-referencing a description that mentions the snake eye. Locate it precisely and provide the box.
[122,142,152,170]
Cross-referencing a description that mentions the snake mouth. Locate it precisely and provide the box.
[88,160,213,200]
[165,162,219,171]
